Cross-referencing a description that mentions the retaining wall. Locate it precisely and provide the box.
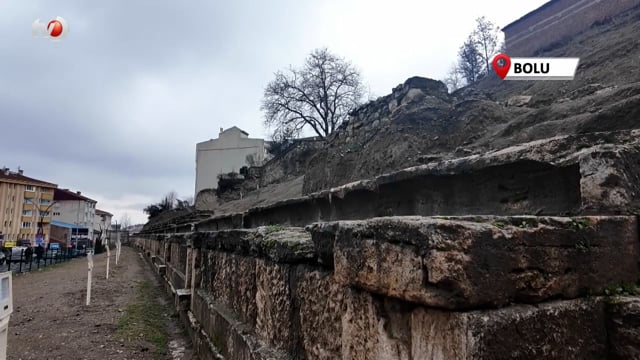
[503,0,640,56]
[134,215,640,359]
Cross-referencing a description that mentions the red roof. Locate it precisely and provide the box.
[54,188,97,203]
[96,209,113,216]
[0,170,57,188]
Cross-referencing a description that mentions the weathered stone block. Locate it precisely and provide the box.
[196,227,315,263]
[606,296,640,360]
[341,289,607,360]
[255,259,295,353]
[192,290,287,360]
[296,271,344,359]
[331,216,639,308]
[155,263,166,276]
[206,251,257,326]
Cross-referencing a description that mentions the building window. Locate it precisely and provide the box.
[40,199,51,205]
[40,211,50,217]
[22,210,32,216]
[21,222,31,228]
[53,211,61,216]
[25,185,35,191]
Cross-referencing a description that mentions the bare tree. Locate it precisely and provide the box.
[163,191,178,209]
[458,37,484,83]
[262,48,364,140]
[120,213,131,230]
[471,17,501,75]
[176,196,194,210]
[443,63,465,92]
[245,154,257,167]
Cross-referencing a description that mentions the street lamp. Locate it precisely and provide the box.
[24,198,56,245]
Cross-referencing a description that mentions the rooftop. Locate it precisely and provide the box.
[0,168,57,188]
[54,188,97,203]
[96,209,113,216]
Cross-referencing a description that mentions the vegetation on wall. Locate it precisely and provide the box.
[143,191,194,219]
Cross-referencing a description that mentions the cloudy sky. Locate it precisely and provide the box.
[0,0,548,224]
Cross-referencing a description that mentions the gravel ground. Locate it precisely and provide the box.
[6,246,194,360]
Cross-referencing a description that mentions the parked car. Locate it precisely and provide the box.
[9,246,28,261]
[0,251,5,265]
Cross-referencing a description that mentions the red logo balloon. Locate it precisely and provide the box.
[47,20,64,37]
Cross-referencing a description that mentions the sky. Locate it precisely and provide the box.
[0,0,549,225]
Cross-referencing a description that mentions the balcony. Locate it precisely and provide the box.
[21,216,33,223]
[40,192,53,200]
[22,203,34,211]
[23,191,35,199]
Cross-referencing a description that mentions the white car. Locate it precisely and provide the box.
[9,246,29,261]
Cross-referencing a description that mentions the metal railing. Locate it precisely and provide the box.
[0,247,88,273]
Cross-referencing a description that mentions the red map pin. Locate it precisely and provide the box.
[492,53,511,80]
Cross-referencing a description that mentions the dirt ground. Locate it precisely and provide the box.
[6,247,195,360]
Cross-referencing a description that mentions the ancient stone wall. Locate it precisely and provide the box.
[259,138,323,187]
[134,214,640,359]
[503,0,640,56]
[134,129,640,359]
[302,77,478,194]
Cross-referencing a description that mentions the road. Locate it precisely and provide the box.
[6,246,194,360]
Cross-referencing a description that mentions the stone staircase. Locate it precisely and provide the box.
[133,130,640,359]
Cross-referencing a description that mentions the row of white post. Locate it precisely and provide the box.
[86,236,121,306]
[0,234,123,359]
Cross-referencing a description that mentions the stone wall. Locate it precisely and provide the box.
[133,214,640,359]
[302,77,476,194]
[503,0,640,56]
[259,138,323,187]
[136,130,640,359]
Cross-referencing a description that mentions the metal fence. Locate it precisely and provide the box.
[1,247,88,273]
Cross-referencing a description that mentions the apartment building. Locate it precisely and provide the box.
[0,167,57,246]
[52,189,97,246]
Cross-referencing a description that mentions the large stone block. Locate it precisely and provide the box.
[330,216,639,308]
[296,271,344,359]
[255,259,295,353]
[606,296,640,360]
[341,289,608,360]
[207,252,257,326]
[192,290,287,360]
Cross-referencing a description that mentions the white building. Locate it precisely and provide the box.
[195,126,267,195]
[93,209,113,242]
[93,209,112,232]
[52,189,96,245]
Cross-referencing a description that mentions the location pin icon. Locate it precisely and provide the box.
[492,53,511,80]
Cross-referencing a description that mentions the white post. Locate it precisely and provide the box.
[0,272,13,360]
[106,244,110,280]
[116,238,121,265]
[86,251,93,306]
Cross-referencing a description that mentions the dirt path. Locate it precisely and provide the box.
[7,246,194,360]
